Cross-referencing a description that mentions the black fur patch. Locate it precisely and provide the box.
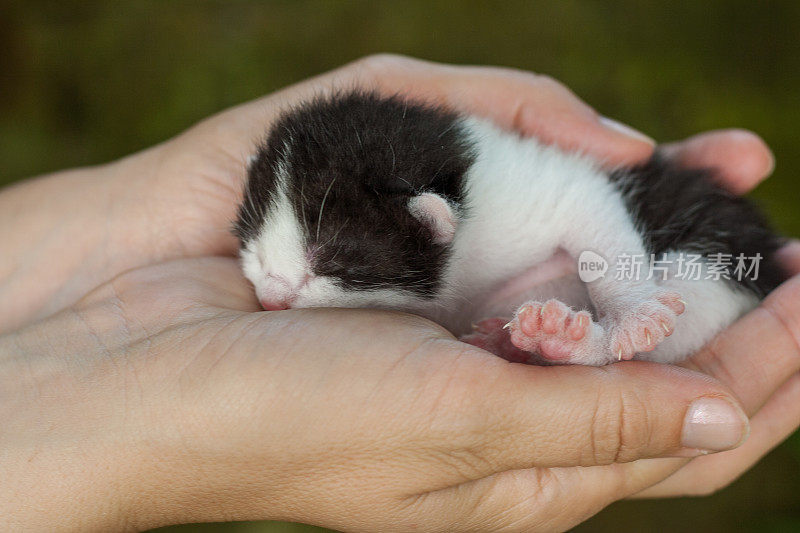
[235,91,475,296]
[610,156,786,297]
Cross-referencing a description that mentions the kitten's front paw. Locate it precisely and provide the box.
[606,290,685,360]
[507,299,603,364]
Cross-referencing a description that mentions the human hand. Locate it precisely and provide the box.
[0,55,793,531]
[1,257,753,532]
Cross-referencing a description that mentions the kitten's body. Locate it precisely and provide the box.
[235,93,785,365]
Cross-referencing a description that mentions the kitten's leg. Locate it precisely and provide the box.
[639,276,758,364]
[545,214,685,363]
[467,230,687,365]
[461,301,604,364]
[464,158,689,364]
[503,296,680,366]
[465,276,756,366]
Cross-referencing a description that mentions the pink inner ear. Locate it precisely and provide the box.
[408,193,457,244]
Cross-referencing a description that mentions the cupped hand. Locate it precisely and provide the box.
[1,257,751,532]
[1,54,794,531]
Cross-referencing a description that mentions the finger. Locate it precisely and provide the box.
[415,357,748,492]
[660,129,775,195]
[682,271,800,415]
[461,247,800,515]
[607,252,800,498]
[415,371,797,533]
[407,467,620,532]
[410,450,688,532]
[547,249,800,502]
[776,239,800,275]
[418,367,798,533]
[634,372,800,498]
[361,55,656,167]
[215,54,655,169]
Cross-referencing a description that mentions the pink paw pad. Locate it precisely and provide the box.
[609,290,685,360]
[509,299,596,362]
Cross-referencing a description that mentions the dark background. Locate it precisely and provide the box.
[2,1,798,531]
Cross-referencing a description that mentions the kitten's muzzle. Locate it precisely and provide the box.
[257,275,297,311]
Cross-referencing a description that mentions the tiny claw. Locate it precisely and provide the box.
[618,348,623,361]
[645,329,651,346]
[578,315,585,327]
[678,298,687,307]
[661,321,670,333]
[502,321,512,330]
[471,323,479,331]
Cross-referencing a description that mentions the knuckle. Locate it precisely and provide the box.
[421,379,499,458]
[424,445,496,483]
[354,53,416,74]
[484,67,563,94]
[520,71,567,94]
[589,386,653,465]
[764,279,800,358]
[588,393,623,465]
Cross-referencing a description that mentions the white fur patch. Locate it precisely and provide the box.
[240,162,309,303]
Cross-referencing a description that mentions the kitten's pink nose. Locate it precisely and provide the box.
[258,275,295,311]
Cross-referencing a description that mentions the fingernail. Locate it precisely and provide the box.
[599,116,655,145]
[681,397,749,452]
[764,148,776,177]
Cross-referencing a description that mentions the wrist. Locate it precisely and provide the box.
[0,329,134,531]
[0,149,164,331]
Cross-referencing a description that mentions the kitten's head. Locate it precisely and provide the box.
[234,92,474,311]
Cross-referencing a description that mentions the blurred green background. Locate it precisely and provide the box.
[2,1,798,531]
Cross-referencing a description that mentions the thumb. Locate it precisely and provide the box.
[421,356,749,483]
[660,129,775,195]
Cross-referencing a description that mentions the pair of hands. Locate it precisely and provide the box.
[1,55,798,532]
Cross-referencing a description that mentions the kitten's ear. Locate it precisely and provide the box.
[408,192,457,244]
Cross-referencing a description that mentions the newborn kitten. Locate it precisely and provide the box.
[234,92,785,365]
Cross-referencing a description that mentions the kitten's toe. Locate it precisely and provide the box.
[606,289,684,360]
